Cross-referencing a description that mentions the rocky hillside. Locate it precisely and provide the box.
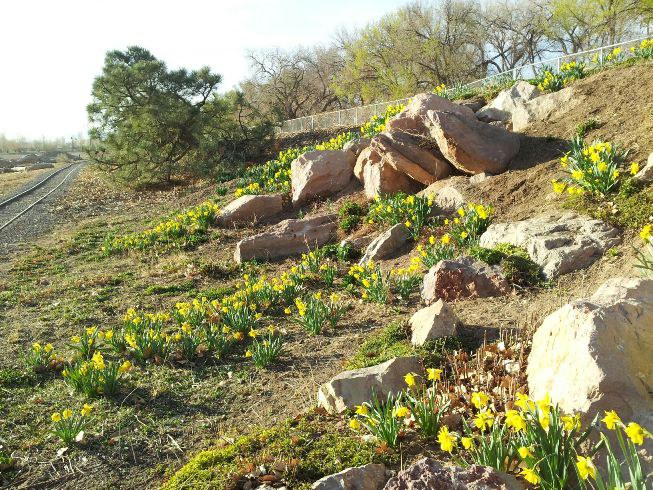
[1,57,652,490]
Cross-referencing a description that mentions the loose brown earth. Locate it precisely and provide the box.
[0,62,651,489]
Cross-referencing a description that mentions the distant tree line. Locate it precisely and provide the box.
[0,134,89,154]
[241,0,652,120]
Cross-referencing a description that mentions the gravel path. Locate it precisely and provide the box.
[0,163,85,257]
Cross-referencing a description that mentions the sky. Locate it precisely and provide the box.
[0,0,404,141]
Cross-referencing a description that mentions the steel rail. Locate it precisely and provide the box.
[0,163,82,232]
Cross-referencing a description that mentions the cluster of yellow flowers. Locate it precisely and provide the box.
[552,139,629,196]
[631,38,653,59]
[432,83,447,97]
[51,403,93,423]
[102,200,221,254]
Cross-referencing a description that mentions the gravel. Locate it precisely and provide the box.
[0,163,84,258]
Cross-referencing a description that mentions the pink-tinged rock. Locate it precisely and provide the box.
[421,257,510,303]
[219,194,283,226]
[427,110,520,175]
[234,214,337,263]
[291,150,355,205]
[363,156,420,199]
[386,93,476,136]
[371,132,451,185]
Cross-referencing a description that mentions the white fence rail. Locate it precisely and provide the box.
[280,36,649,134]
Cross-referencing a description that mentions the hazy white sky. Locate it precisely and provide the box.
[1,0,403,141]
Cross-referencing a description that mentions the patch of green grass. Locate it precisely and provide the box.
[338,201,367,233]
[162,412,386,490]
[565,179,653,230]
[346,321,412,370]
[145,280,196,296]
[575,118,599,138]
[192,285,236,302]
[468,244,544,288]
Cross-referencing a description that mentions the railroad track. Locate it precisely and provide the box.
[0,162,83,233]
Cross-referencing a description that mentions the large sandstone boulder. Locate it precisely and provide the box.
[528,278,653,458]
[363,157,420,199]
[409,299,459,346]
[378,132,452,181]
[476,81,541,123]
[291,150,355,205]
[343,138,372,159]
[359,223,410,264]
[312,464,387,490]
[370,134,437,185]
[383,458,524,490]
[479,213,621,279]
[421,258,510,304]
[318,357,423,413]
[354,147,379,183]
[511,87,577,132]
[417,178,471,215]
[234,214,337,263]
[427,110,520,175]
[386,94,476,136]
[219,194,283,226]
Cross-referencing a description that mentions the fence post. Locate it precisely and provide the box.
[599,47,604,64]
[338,110,341,126]
[354,107,358,125]
[512,67,517,80]
[556,57,561,73]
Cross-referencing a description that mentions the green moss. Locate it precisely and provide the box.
[163,413,383,490]
[346,321,412,369]
[467,244,543,288]
[565,180,653,230]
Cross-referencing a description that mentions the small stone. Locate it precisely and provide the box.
[219,194,283,226]
[359,223,410,264]
[421,257,510,304]
[312,464,387,490]
[634,152,653,183]
[318,357,423,413]
[409,299,459,346]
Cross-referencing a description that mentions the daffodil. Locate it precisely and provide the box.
[427,368,442,381]
[51,412,62,422]
[349,419,361,430]
[576,456,596,480]
[437,426,457,453]
[355,404,369,416]
[518,446,533,459]
[471,391,489,409]
[520,468,540,485]
[404,372,417,387]
[602,410,621,430]
[625,422,647,445]
[394,406,410,418]
[461,436,473,449]
[505,410,526,432]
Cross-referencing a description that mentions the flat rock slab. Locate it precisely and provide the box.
[421,257,510,304]
[359,223,410,264]
[479,213,621,279]
[318,357,423,414]
[234,214,337,263]
[427,110,520,175]
[528,277,653,465]
[312,464,387,490]
[291,150,355,205]
[219,194,284,226]
[343,138,372,159]
[409,299,459,346]
[383,458,524,490]
[363,155,420,198]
